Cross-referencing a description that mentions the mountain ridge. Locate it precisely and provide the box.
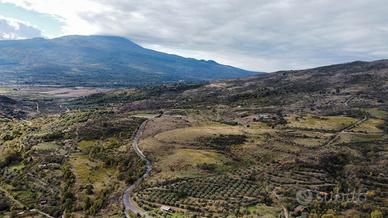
[0,35,260,87]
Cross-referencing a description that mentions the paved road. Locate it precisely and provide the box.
[123,120,152,218]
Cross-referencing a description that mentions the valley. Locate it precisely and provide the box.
[0,60,387,217]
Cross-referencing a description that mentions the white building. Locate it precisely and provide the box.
[160,206,171,212]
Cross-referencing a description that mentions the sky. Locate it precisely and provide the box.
[0,0,387,72]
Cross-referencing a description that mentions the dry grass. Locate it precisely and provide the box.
[150,148,231,182]
[293,137,325,147]
[154,124,243,144]
[32,142,59,151]
[287,115,357,131]
[337,132,385,144]
[78,140,97,151]
[362,108,387,119]
[69,154,115,193]
[130,113,159,119]
[141,118,304,170]
[141,115,192,138]
[246,204,282,218]
[352,118,385,133]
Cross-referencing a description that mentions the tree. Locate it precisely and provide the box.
[84,197,92,210]
[371,209,383,218]
[85,184,94,195]
[0,200,10,211]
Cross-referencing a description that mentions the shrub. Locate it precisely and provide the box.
[197,163,217,173]
[371,209,384,218]
[0,151,22,168]
[199,134,247,151]
[0,200,10,211]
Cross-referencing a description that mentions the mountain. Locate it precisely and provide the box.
[0,35,260,87]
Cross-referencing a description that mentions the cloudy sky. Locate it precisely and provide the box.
[0,0,387,72]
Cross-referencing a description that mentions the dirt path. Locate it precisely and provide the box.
[0,186,53,218]
[123,120,152,218]
[272,191,289,218]
[323,115,368,146]
[0,186,24,208]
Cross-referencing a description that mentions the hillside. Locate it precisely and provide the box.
[0,35,259,87]
[79,60,388,114]
[70,60,388,217]
[0,95,34,120]
[0,60,387,217]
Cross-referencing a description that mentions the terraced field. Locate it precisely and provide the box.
[136,175,267,217]
[130,110,387,217]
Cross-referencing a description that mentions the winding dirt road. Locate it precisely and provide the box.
[123,120,152,218]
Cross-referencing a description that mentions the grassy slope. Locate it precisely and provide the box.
[0,60,387,217]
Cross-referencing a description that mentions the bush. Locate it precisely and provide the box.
[0,200,10,211]
[0,151,22,168]
[320,152,349,178]
[85,184,94,195]
[41,130,63,141]
[199,134,247,151]
[371,209,383,218]
[197,163,217,173]
[177,190,188,199]
[377,121,387,133]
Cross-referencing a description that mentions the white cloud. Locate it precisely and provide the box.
[0,0,105,34]
[0,16,42,39]
[1,0,388,71]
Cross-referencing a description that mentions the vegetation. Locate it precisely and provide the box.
[0,59,387,217]
[0,109,145,217]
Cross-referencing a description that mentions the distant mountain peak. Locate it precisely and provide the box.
[51,35,142,49]
[53,35,136,43]
[0,35,260,87]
